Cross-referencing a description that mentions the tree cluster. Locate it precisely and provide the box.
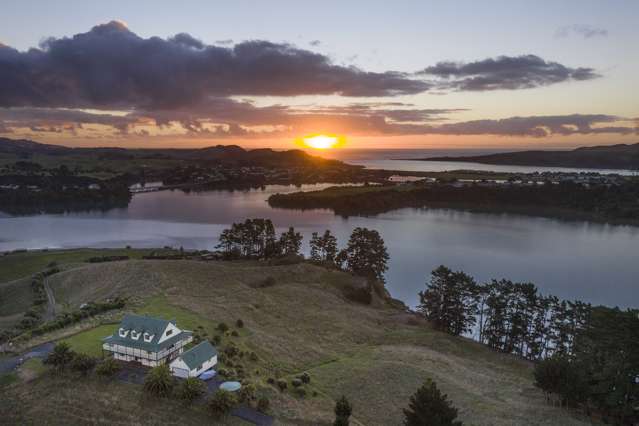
[419,266,638,424]
[217,221,390,287]
[535,307,639,424]
[418,266,591,360]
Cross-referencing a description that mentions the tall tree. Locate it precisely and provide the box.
[403,379,462,426]
[418,266,478,336]
[310,230,338,263]
[278,227,303,256]
[343,227,389,282]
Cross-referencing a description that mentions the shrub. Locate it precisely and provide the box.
[334,395,352,426]
[96,357,121,377]
[276,379,287,391]
[238,382,256,403]
[259,276,277,288]
[268,254,304,266]
[257,396,270,413]
[208,389,237,418]
[143,364,175,397]
[343,285,372,305]
[291,378,302,388]
[44,342,75,371]
[249,352,259,362]
[300,372,311,384]
[70,353,97,376]
[217,322,229,333]
[267,377,275,385]
[231,330,239,337]
[177,377,206,404]
[534,356,586,406]
[224,344,239,358]
[212,335,222,345]
[236,319,244,328]
[403,379,462,426]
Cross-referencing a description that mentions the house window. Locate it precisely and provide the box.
[166,329,173,336]
[118,328,129,338]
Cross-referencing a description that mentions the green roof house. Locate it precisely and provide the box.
[169,341,218,378]
[102,314,193,367]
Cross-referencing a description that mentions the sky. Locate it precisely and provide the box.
[0,0,637,150]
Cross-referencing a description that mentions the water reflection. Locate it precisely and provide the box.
[1,184,637,309]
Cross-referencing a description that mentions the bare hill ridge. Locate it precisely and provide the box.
[421,142,639,170]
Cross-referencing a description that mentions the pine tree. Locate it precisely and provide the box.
[343,227,389,282]
[403,379,462,426]
[418,266,478,336]
[279,227,303,256]
[334,395,352,426]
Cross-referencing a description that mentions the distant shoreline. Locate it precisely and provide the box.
[399,142,639,172]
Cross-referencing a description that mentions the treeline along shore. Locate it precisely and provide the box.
[268,179,639,225]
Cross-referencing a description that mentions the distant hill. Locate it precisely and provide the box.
[420,143,639,170]
[0,137,347,167]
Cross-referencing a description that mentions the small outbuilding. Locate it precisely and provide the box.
[169,340,218,378]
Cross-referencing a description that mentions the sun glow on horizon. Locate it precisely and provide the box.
[297,134,346,150]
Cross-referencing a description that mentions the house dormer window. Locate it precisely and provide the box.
[143,333,154,342]
[166,329,173,337]
[130,330,140,340]
[118,328,129,338]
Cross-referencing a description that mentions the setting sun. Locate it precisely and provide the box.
[297,134,345,150]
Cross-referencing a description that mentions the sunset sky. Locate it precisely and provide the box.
[1,0,637,150]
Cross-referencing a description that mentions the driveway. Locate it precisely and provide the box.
[0,342,54,374]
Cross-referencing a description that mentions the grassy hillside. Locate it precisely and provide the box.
[0,253,587,425]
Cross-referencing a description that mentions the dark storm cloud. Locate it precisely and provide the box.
[0,107,138,133]
[555,25,608,39]
[426,114,633,137]
[0,21,429,110]
[418,55,600,91]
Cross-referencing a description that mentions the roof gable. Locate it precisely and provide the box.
[103,313,191,352]
[119,314,170,338]
[179,341,218,370]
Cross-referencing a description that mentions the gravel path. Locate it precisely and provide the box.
[42,276,56,321]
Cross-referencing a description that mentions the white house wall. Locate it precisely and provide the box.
[170,355,218,378]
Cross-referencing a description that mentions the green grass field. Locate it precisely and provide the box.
[0,248,157,284]
[0,252,588,425]
[0,277,34,316]
[62,324,118,357]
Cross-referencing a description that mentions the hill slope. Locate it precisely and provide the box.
[422,143,639,170]
[0,137,347,168]
[1,255,586,425]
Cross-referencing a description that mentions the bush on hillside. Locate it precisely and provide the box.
[44,342,75,371]
[208,389,237,418]
[143,364,175,397]
[70,353,97,376]
[403,379,462,426]
[96,357,121,377]
[177,377,206,404]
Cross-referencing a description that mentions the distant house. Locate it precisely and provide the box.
[169,340,218,378]
[102,314,193,367]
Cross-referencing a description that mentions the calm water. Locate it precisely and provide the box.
[1,184,637,309]
[318,149,638,175]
